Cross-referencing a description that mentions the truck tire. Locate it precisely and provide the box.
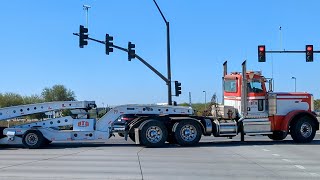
[290,116,316,143]
[139,120,168,147]
[22,130,45,149]
[268,131,287,141]
[173,120,202,146]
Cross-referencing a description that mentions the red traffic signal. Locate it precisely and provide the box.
[306,45,313,62]
[258,45,266,62]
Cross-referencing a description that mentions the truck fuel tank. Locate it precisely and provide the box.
[211,105,237,119]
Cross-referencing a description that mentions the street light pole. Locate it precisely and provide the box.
[152,0,172,105]
[291,77,296,92]
[83,5,91,28]
[203,91,207,114]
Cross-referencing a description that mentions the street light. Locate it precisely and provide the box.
[291,77,296,92]
[203,91,207,114]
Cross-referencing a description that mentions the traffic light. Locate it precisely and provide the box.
[79,25,88,48]
[174,81,181,96]
[258,45,266,62]
[306,45,313,62]
[128,42,135,61]
[105,34,113,55]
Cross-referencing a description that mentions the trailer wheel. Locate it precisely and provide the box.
[173,120,202,146]
[290,116,316,143]
[139,120,168,147]
[22,130,45,149]
[268,131,287,141]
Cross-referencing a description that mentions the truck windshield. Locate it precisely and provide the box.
[224,80,237,92]
[248,80,264,93]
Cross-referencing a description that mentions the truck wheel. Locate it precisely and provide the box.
[173,120,202,146]
[290,116,316,143]
[139,120,168,147]
[22,130,45,149]
[268,131,287,140]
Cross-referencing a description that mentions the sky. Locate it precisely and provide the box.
[0,0,319,107]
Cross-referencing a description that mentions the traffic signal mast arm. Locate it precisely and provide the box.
[72,33,169,84]
[265,50,320,53]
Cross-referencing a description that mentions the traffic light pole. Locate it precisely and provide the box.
[153,0,172,105]
[73,33,170,84]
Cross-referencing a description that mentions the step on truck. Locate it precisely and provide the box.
[0,61,318,148]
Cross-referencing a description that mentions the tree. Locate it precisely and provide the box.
[41,85,76,101]
[23,94,44,104]
[41,85,76,117]
[0,93,24,108]
[314,99,320,111]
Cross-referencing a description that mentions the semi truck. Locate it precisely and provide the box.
[0,61,318,148]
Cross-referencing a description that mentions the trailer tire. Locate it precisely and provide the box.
[139,120,168,147]
[268,131,287,141]
[22,130,45,149]
[173,120,202,146]
[290,116,316,143]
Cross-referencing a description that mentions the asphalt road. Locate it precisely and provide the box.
[1,133,320,180]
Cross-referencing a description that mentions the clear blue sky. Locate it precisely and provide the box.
[1,0,319,106]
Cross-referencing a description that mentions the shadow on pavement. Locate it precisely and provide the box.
[1,138,320,150]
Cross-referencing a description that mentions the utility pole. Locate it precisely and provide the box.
[291,77,296,92]
[203,90,207,114]
[152,0,172,105]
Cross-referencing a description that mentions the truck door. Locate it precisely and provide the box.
[246,79,268,117]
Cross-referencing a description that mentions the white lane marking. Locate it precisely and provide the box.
[253,145,259,148]
[310,173,320,177]
[294,165,306,170]
[262,149,270,152]
[272,154,280,157]
[282,159,293,163]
